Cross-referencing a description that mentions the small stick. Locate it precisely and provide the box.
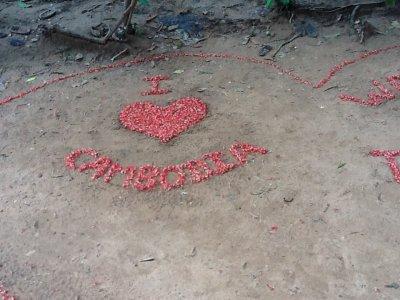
[111,48,129,61]
[272,33,301,58]
[51,0,137,44]
[125,0,135,29]
[323,85,339,92]
[100,0,138,43]
[350,5,360,24]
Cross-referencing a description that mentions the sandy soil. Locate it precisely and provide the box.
[1,3,400,299]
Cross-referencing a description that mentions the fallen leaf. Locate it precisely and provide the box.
[26,76,36,83]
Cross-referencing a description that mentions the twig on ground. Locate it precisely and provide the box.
[111,48,129,61]
[323,85,339,92]
[272,33,301,58]
[51,0,137,44]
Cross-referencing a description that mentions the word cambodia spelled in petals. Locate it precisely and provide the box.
[65,142,268,191]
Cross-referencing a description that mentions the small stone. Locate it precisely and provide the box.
[259,44,273,57]
[283,190,297,203]
[75,53,84,61]
[168,25,179,31]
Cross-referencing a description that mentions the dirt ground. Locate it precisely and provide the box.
[1,1,400,299]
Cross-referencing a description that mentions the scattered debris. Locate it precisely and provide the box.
[269,224,278,234]
[294,19,319,38]
[377,192,382,202]
[81,4,102,14]
[9,37,26,47]
[72,80,89,88]
[51,0,137,44]
[323,33,341,40]
[0,79,6,92]
[289,286,300,295]
[323,203,330,213]
[159,13,204,37]
[10,25,31,35]
[173,69,184,74]
[283,190,296,203]
[391,20,400,29]
[25,250,36,256]
[186,247,197,257]
[293,0,384,10]
[90,23,110,38]
[266,282,275,291]
[168,25,179,31]
[139,257,155,262]
[39,9,57,20]
[259,44,273,57]
[385,282,400,289]
[337,162,346,169]
[354,18,382,43]
[146,14,158,23]
[242,35,252,45]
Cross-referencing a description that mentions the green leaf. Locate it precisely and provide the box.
[265,0,293,7]
[26,76,36,83]
[265,0,275,8]
[139,0,149,6]
[17,0,28,9]
[386,0,396,6]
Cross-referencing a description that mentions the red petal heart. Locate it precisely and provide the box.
[119,97,207,142]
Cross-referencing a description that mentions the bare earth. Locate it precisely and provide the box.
[1,8,400,300]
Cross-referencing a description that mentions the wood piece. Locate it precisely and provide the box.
[272,34,301,58]
[50,0,137,44]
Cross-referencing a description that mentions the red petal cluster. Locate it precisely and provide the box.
[202,151,236,175]
[314,45,400,88]
[370,149,400,183]
[132,165,160,191]
[387,74,400,91]
[340,73,400,106]
[65,148,98,169]
[119,97,207,142]
[0,285,15,300]
[181,159,214,183]
[141,74,171,96]
[79,156,113,180]
[230,142,268,164]
[160,165,186,190]
[2,45,400,106]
